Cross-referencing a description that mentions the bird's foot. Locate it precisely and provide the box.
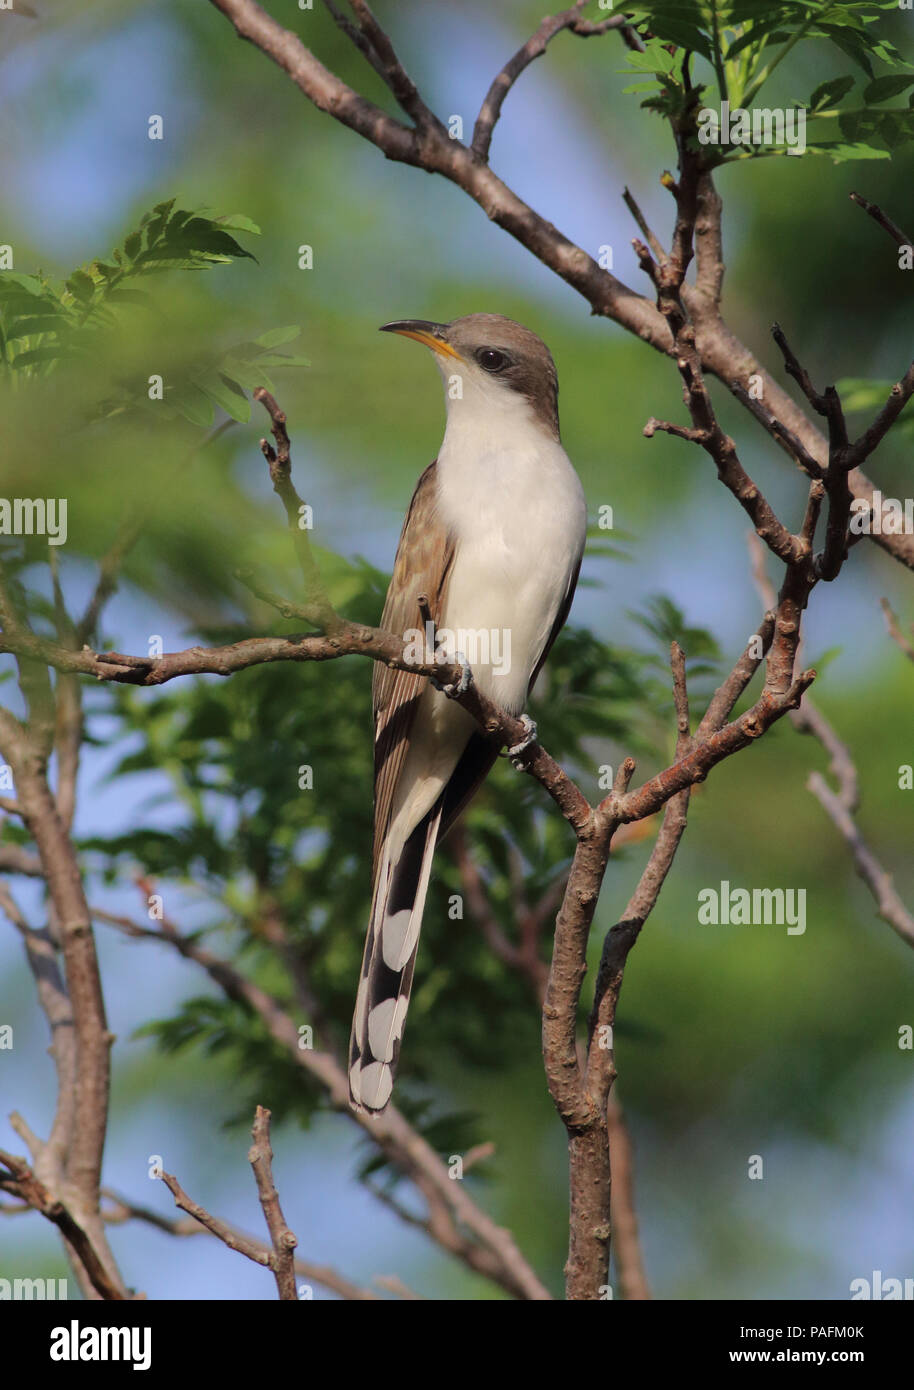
[432,652,473,698]
[507,714,538,767]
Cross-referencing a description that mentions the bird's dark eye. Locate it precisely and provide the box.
[476,348,510,373]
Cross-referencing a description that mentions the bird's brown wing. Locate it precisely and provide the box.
[372,461,455,877]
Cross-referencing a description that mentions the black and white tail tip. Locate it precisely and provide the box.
[349,810,440,1113]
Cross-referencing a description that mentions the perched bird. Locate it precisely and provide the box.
[348,313,587,1112]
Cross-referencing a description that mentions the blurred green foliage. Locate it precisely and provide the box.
[0,201,310,425]
[623,1,914,160]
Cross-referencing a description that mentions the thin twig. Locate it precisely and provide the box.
[253,388,338,630]
[850,190,913,251]
[101,1185,383,1299]
[472,4,626,161]
[248,1106,298,1300]
[623,186,668,265]
[881,598,914,664]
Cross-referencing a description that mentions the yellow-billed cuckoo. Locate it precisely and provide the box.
[348,313,587,1112]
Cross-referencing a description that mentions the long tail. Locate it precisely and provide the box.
[348,804,443,1113]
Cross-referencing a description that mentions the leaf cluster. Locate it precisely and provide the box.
[0,201,309,425]
[619,2,913,162]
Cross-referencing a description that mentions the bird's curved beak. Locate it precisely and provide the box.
[379,319,462,360]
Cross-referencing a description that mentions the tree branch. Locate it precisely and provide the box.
[750,535,914,950]
[248,1106,298,1299]
[0,1149,125,1300]
[804,774,914,950]
[253,387,338,630]
[157,1108,299,1299]
[205,0,914,571]
[100,1186,383,1299]
[850,190,914,252]
[93,906,552,1300]
[0,683,124,1296]
[471,3,626,162]
[881,598,914,665]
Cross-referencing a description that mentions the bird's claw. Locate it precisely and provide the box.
[507,714,538,767]
[432,652,473,698]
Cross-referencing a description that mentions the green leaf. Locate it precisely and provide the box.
[809,140,891,162]
[624,44,674,75]
[729,1,813,17]
[834,104,914,150]
[0,274,52,301]
[194,370,251,422]
[809,75,855,111]
[130,212,257,274]
[838,108,864,141]
[726,12,804,63]
[104,288,152,307]
[89,260,120,282]
[2,314,65,341]
[253,325,302,349]
[141,206,173,247]
[863,74,914,104]
[622,4,713,61]
[218,355,265,392]
[250,352,310,370]
[877,110,910,148]
[11,345,72,368]
[65,269,96,303]
[817,23,875,77]
[216,214,262,236]
[171,381,215,427]
[217,376,252,422]
[166,215,256,263]
[166,209,195,235]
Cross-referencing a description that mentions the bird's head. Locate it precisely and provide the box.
[380,313,560,439]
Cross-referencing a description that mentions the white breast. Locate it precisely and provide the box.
[434,394,587,714]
